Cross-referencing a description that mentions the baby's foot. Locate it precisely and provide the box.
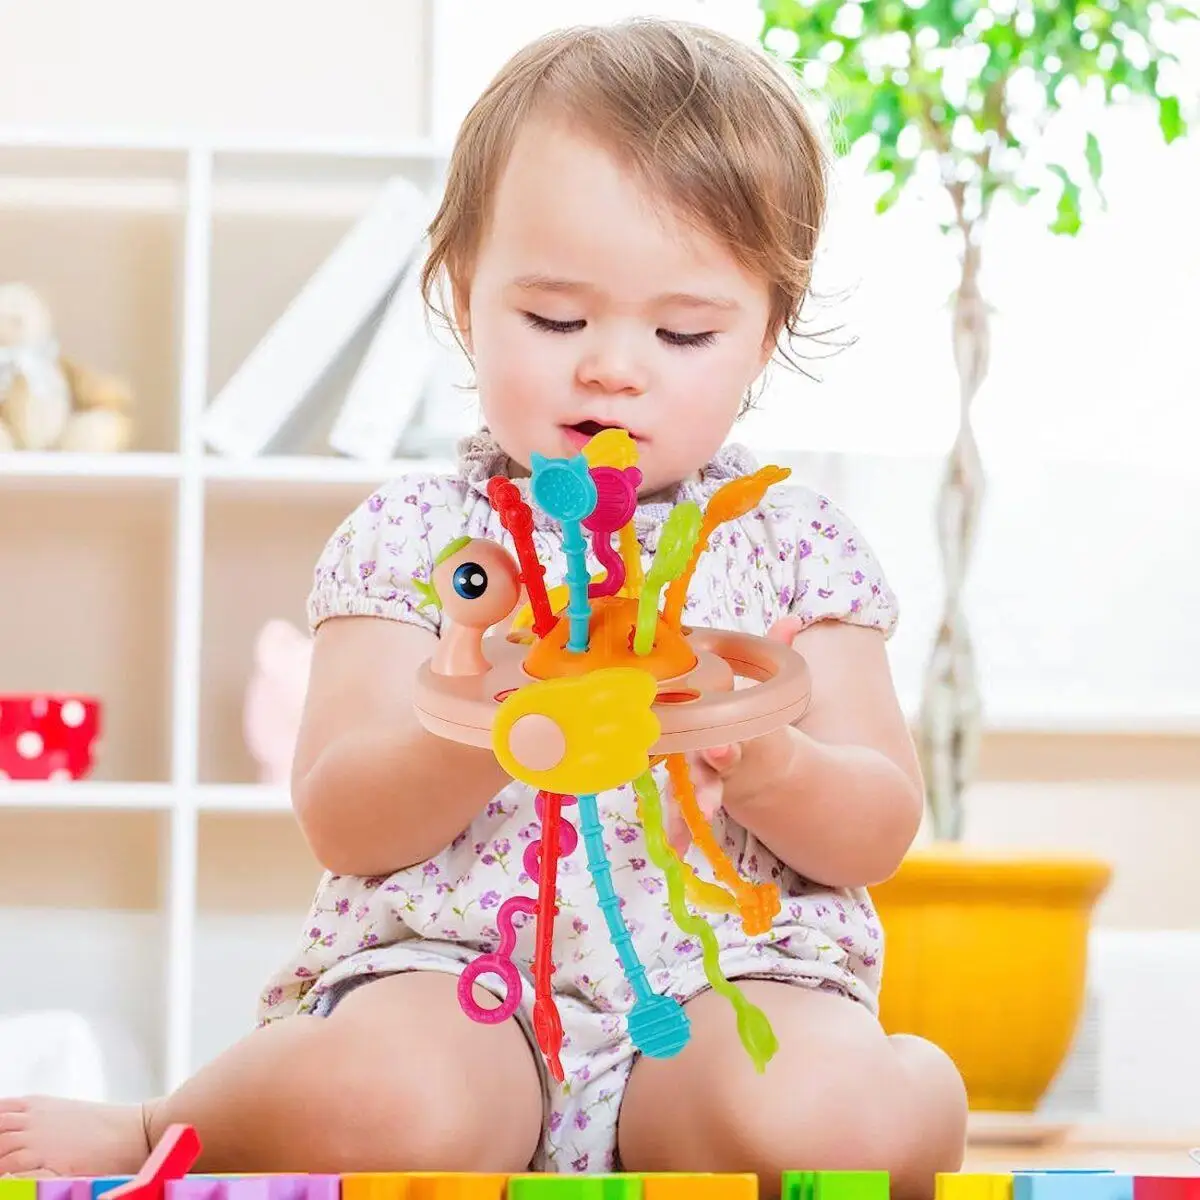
[0,1096,150,1178]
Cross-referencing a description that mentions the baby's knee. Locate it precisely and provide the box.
[309,1036,541,1174]
[708,1038,960,1183]
[700,1059,906,1179]
[887,1034,969,1179]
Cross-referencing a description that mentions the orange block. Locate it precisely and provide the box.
[641,1175,758,1199]
[341,1176,507,1200]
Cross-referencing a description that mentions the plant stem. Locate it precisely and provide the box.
[915,220,989,842]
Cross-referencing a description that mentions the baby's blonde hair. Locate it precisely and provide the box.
[420,17,829,359]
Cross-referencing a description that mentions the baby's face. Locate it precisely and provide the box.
[457,119,774,496]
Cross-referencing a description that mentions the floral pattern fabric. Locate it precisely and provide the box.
[256,432,899,1173]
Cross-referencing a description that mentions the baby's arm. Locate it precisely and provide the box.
[721,619,923,888]
[291,613,510,877]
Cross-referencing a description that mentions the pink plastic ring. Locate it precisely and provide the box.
[458,953,522,1024]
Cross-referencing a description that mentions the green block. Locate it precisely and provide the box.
[783,1172,890,1200]
[0,1183,37,1200]
[506,1175,643,1199]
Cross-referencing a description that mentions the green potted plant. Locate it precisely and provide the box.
[756,0,1192,1113]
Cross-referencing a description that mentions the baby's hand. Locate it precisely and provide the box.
[665,743,742,856]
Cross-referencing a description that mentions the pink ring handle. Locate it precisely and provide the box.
[458,895,536,1024]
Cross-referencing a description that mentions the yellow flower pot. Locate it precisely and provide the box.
[870,846,1112,1112]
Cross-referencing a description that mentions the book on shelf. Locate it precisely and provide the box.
[325,245,441,463]
[200,175,432,459]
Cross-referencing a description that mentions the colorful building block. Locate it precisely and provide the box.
[169,1178,340,1200]
[505,1176,641,1197]
[936,1172,1014,1200]
[1134,1180,1200,1200]
[37,1182,95,1200]
[783,1171,890,1200]
[1012,1170,1132,1200]
[91,1179,134,1199]
[0,1180,37,1200]
[342,1175,509,1200]
[640,1174,758,1198]
[28,1121,1200,1200]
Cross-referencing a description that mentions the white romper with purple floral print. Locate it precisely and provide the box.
[256,432,899,1175]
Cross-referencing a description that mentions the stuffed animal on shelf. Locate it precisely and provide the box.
[0,281,135,453]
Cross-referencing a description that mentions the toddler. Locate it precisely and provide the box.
[0,18,967,1200]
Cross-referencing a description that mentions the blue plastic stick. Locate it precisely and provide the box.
[576,791,690,1059]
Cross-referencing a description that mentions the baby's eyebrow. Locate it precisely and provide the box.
[510,274,741,312]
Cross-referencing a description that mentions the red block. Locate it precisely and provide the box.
[1134,1179,1200,1200]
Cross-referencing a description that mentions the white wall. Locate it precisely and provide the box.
[0,0,429,141]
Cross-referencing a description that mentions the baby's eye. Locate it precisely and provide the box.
[658,329,717,348]
[523,312,585,334]
[452,562,489,600]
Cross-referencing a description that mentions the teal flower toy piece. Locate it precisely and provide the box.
[530,452,598,653]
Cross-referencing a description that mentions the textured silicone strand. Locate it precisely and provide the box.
[561,517,592,652]
[576,791,655,1004]
[665,753,780,935]
[588,528,626,598]
[530,790,567,1082]
[458,895,536,1023]
[632,769,778,1071]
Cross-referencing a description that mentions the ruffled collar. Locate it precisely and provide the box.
[456,428,761,540]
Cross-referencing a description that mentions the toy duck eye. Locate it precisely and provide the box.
[453,562,489,601]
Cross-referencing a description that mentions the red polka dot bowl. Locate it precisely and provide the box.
[0,694,103,781]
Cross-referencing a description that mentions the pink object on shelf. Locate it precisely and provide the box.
[243,619,313,786]
[0,693,102,780]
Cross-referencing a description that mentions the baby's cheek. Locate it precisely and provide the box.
[487,339,567,419]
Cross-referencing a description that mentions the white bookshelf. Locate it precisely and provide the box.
[0,130,460,1097]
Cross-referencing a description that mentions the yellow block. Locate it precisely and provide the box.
[0,1182,36,1200]
[936,1174,1014,1200]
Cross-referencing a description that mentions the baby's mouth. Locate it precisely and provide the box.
[565,419,639,441]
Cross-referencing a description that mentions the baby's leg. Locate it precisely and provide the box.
[0,972,543,1177]
[617,981,967,1200]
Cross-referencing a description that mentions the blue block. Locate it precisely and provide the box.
[1012,1173,1133,1200]
[91,1181,133,1200]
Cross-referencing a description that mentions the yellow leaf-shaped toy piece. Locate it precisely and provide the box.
[493,667,660,794]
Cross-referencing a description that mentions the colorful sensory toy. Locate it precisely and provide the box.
[410,430,813,1079]
[14,1123,1200,1200]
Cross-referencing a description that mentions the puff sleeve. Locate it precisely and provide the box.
[306,473,467,638]
[780,485,900,638]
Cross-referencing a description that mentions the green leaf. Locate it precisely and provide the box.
[1048,165,1083,235]
[1159,95,1186,143]
[1084,130,1107,208]
[1084,131,1103,187]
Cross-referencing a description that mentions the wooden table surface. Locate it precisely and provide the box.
[962,1115,1200,1175]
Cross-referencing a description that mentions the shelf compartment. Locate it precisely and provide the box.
[0,487,177,782]
[191,810,321,1070]
[198,488,358,785]
[0,807,167,1100]
[0,143,188,455]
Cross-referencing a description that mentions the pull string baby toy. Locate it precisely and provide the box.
[411,429,812,1079]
